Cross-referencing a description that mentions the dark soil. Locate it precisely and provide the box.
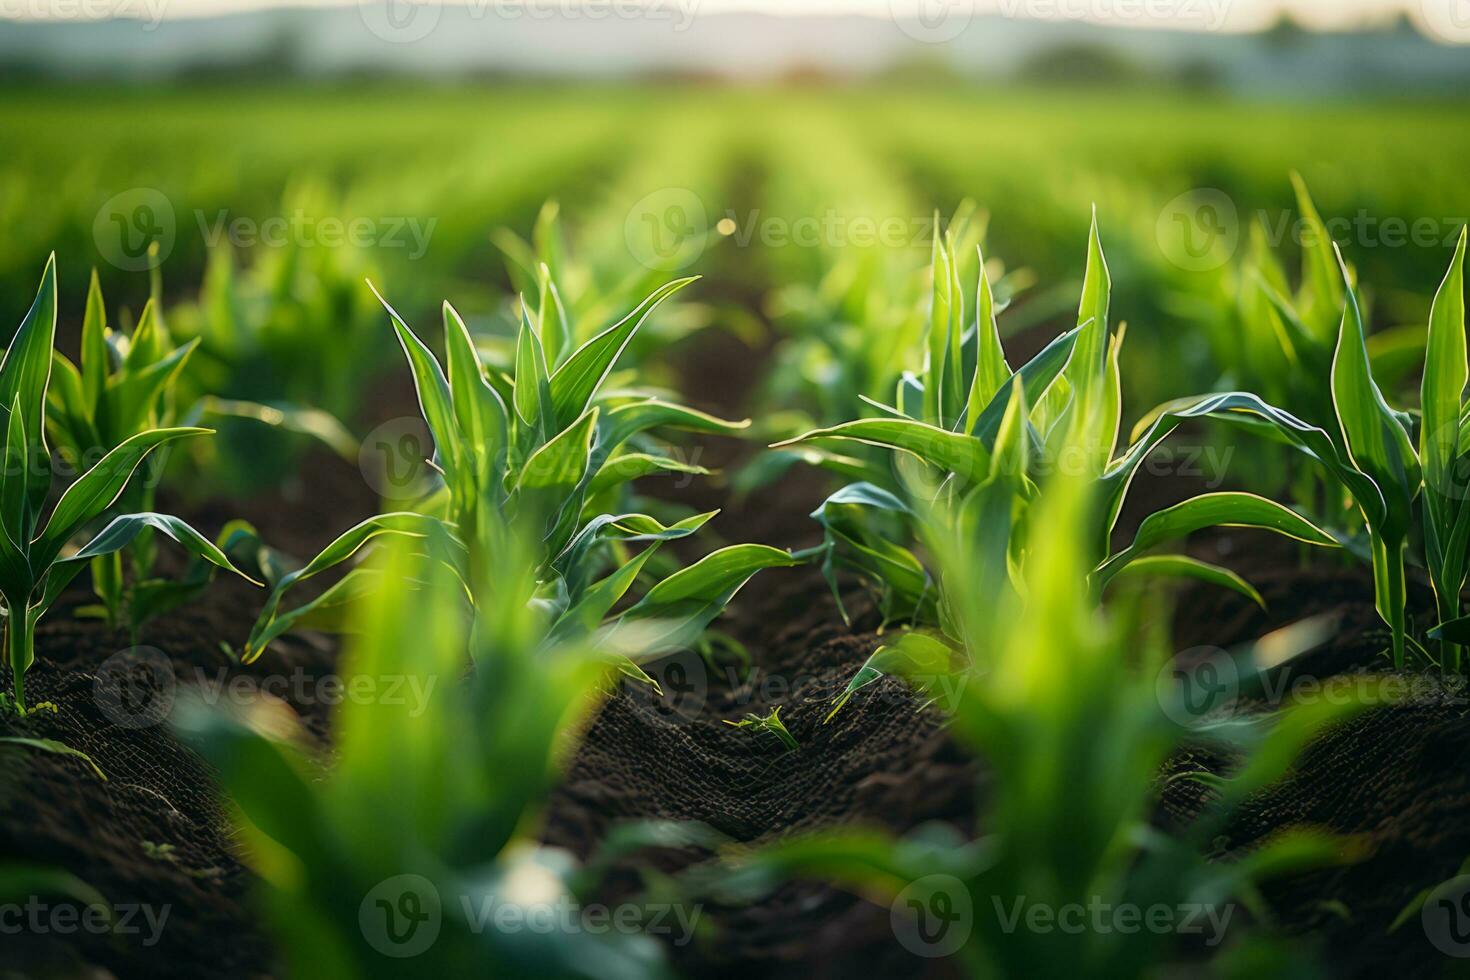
[0,450,378,979]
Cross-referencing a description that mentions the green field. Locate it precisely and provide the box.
[7,79,1470,978]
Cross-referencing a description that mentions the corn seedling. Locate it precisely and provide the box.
[723,706,799,752]
[697,455,1360,979]
[1130,229,1467,670]
[0,258,257,713]
[181,529,678,979]
[244,271,798,669]
[775,214,1336,705]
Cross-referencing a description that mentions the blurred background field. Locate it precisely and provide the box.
[3,80,1468,406]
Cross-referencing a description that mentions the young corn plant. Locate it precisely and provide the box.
[181,531,679,979]
[494,198,715,368]
[244,274,797,670]
[775,214,1337,702]
[168,197,373,494]
[1,257,256,713]
[698,464,1360,979]
[1128,229,1467,670]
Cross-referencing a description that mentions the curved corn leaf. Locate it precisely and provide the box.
[1098,554,1265,609]
[549,277,696,429]
[1100,492,1337,583]
[587,452,709,498]
[373,282,460,484]
[32,427,211,569]
[610,544,800,654]
[244,512,455,661]
[1421,228,1468,602]
[826,629,958,722]
[598,398,749,457]
[200,398,358,461]
[774,418,988,482]
[969,324,1082,444]
[0,737,105,780]
[0,256,57,520]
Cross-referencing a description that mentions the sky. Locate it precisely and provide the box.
[0,0,1431,32]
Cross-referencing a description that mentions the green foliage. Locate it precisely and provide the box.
[697,455,1361,979]
[245,270,795,665]
[0,257,256,713]
[777,216,1335,701]
[181,532,677,979]
[1135,228,1468,669]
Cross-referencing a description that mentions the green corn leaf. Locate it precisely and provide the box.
[614,544,800,651]
[246,567,385,654]
[1065,208,1111,412]
[0,737,105,780]
[38,511,262,621]
[1330,246,1419,531]
[0,255,57,519]
[47,353,98,460]
[553,510,716,594]
[2,396,30,547]
[965,242,1011,422]
[32,426,211,568]
[198,399,358,461]
[108,337,198,439]
[372,282,462,488]
[969,324,1082,444]
[443,302,508,490]
[1108,391,1384,535]
[537,263,573,369]
[1097,554,1265,608]
[598,398,749,456]
[774,418,988,482]
[587,452,709,498]
[1101,492,1337,582]
[244,512,454,661]
[1421,228,1468,586]
[1289,172,1345,339]
[826,630,958,722]
[513,301,552,437]
[517,405,596,502]
[548,277,696,428]
[80,269,109,410]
